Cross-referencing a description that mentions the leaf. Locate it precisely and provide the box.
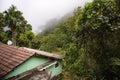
[110,58,120,66]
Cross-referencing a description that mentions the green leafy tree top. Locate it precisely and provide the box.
[2,5,32,45]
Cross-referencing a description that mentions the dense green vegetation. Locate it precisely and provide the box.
[0,0,120,79]
[33,0,120,79]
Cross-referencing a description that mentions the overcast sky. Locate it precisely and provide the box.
[0,0,92,34]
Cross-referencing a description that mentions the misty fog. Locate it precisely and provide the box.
[0,0,92,34]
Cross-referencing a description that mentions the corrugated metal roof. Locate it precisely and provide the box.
[0,43,64,78]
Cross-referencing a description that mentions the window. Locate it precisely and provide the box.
[55,62,59,68]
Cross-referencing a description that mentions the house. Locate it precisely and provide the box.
[0,43,64,80]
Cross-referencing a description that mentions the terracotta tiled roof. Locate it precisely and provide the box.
[0,43,64,78]
[0,43,34,78]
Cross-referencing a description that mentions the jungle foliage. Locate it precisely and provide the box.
[32,0,120,79]
[1,0,120,79]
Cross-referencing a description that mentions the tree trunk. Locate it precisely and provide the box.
[12,31,16,46]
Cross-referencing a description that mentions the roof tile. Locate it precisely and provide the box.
[0,43,34,78]
[0,43,64,78]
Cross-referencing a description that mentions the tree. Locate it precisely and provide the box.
[3,5,32,45]
[18,30,35,47]
[76,0,120,79]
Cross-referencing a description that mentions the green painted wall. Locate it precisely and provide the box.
[46,62,62,77]
[2,56,50,79]
[2,56,62,80]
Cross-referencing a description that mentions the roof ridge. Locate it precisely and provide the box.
[22,47,65,59]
